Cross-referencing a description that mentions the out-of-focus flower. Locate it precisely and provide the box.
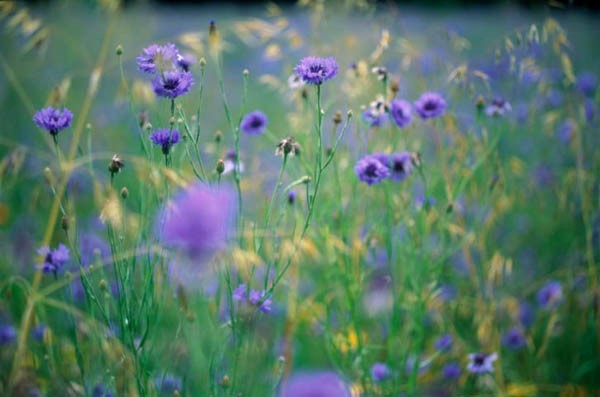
[501,327,526,350]
[576,71,597,97]
[288,73,305,89]
[466,352,497,374]
[222,149,244,175]
[33,106,73,136]
[177,53,196,72]
[370,362,391,382]
[37,244,70,274]
[414,92,447,119]
[537,280,562,309]
[233,283,246,301]
[158,183,236,262]
[136,43,179,74]
[434,333,453,352]
[556,120,575,143]
[152,70,194,98]
[485,97,512,117]
[363,95,388,127]
[388,152,414,182]
[155,374,182,395]
[240,110,268,135]
[287,191,297,205]
[518,301,535,328]
[249,289,272,313]
[31,324,46,342]
[389,99,412,128]
[0,324,17,345]
[275,137,301,157]
[150,129,180,155]
[294,56,339,85]
[91,383,115,397]
[279,371,350,397]
[354,154,390,185]
[442,362,461,380]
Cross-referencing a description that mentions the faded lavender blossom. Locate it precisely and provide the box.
[155,374,182,395]
[232,283,247,301]
[159,183,236,262]
[0,324,17,345]
[363,95,388,127]
[136,43,179,74]
[556,120,575,143]
[434,333,453,352]
[294,56,339,85]
[389,99,412,128]
[466,352,498,374]
[240,110,268,135]
[370,362,391,382]
[576,71,597,97]
[414,92,447,119]
[279,371,350,397]
[485,97,512,117]
[287,73,305,89]
[537,280,563,309]
[150,129,180,155]
[501,327,526,350]
[355,154,390,185]
[152,70,194,99]
[249,289,272,313]
[389,152,414,182]
[223,149,244,175]
[276,137,301,157]
[33,106,73,136]
[38,244,70,274]
[442,362,461,380]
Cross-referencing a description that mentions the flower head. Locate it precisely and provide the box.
[223,149,244,175]
[389,152,414,182]
[294,56,339,85]
[154,374,182,395]
[33,106,73,136]
[249,289,272,313]
[576,71,597,97]
[275,137,301,157]
[288,73,305,90]
[370,362,391,382]
[466,352,497,374]
[414,92,447,119]
[240,111,268,135]
[434,333,453,352]
[92,383,115,397]
[152,70,194,98]
[363,95,388,127]
[279,371,350,397]
[537,280,563,309]
[0,324,17,346]
[158,183,236,262]
[442,362,461,380]
[501,327,526,350]
[390,99,412,128]
[354,154,390,185]
[177,53,196,72]
[232,283,247,301]
[136,43,179,74]
[485,97,512,117]
[37,243,70,274]
[150,129,180,155]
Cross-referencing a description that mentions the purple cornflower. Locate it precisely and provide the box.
[249,289,272,313]
[389,152,414,182]
[354,154,390,185]
[442,362,461,380]
[92,384,115,397]
[485,97,512,117]
[240,111,268,135]
[370,362,391,382]
[33,106,73,136]
[155,374,182,394]
[556,120,575,143]
[363,95,388,127]
[159,183,236,262]
[233,283,247,301]
[434,333,453,352]
[152,70,194,99]
[537,280,563,309]
[294,56,339,85]
[576,72,597,97]
[31,324,46,342]
[279,371,350,397]
[414,92,447,119]
[136,43,179,74]
[37,243,70,274]
[466,352,497,374]
[501,327,526,350]
[150,129,180,155]
[177,53,196,72]
[0,324,17,345]
[390,99,412,128]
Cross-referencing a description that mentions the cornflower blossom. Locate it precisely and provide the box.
[370,362,391,382]
[240,111,268,135]
[279,371,350,397]
[466,352,497,374]
[249,289,272,313]
[485,97,512,116]
[294,56,339,85]
[501,327,526,350]
[37,244,70,274]
[136,43,179,74]
[152,70,194,99]
[354,154,390,185]
[434,333,453,352]
[33,106,73,136]
[0,324,17,345]
[389,98,412,128]
[576,71,597,97]
[537,280,563,309]
[414,92,447,119]
[442,362,461,380]
[154,374,182,394]
[150,129,180,155]
[388,152,414,182]
[363,95,388,127]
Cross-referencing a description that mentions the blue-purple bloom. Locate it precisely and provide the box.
[556,120,575,143]
[177,53,196,72]
[279,371,350,397]
[414,92,447,119]
[519,302,535,328]
[249,289,273,313]
[33,106,73,136]
[152,70,194,98]
[485,97,512,117]
[155,374,182,394]
[294,56,339,85]
[434,333,453,352]
[0,324,17,345]
[136,43,179,74]
[233,283,247,301]
[354,154,390,185]
[288,191,297,205]
[38,243,70,273]
[240,111,268,135]
[159,183,236,262]
[389,152,414,182]
[92,383,115,397]
[150,129,180,155]
[31,324,46,342]
[362,109,388,127]
[576,72,597,97]
[390,99,412,128]
[370,362,391,382]
[442,362,461,380]
[501,327,526,350]
[466,352,497,374]
[537,280,563,309]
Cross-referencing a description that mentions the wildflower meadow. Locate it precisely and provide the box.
[1,1,599,396]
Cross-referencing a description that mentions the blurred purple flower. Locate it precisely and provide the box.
[389,152,414,182]
[31,324,46,342]
[576,72,597,97]
[287,191,297,205]
[152,70,194,98]
[518,301,535,328]
[92,383,114,397]
[584,99,595,123]
[556,120,575,144]
[466,352,497,374]
[279,371,350,397]
[136,43,179,74]
[294,56,338,85]
[158,183,236,262]
[537,280,562,309]
[0,324,17,345]
[390,99,412,128]
[434,333,453,352]
[33,106,73,136]
[501,327,526,350]
[362,108,388,127]
[155,374,182,395]
[371,362,391,382]
[442,362,461,380]
[354,154,390,185]
[150,129,180,155]
[249,289,272,313]
[233,283,247,301]
[485,97,511,117]
[240,111,268,135]
[544,89,563,109]
[414,92,446,119]
[177,53,196,72]
[37,244,70,274]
